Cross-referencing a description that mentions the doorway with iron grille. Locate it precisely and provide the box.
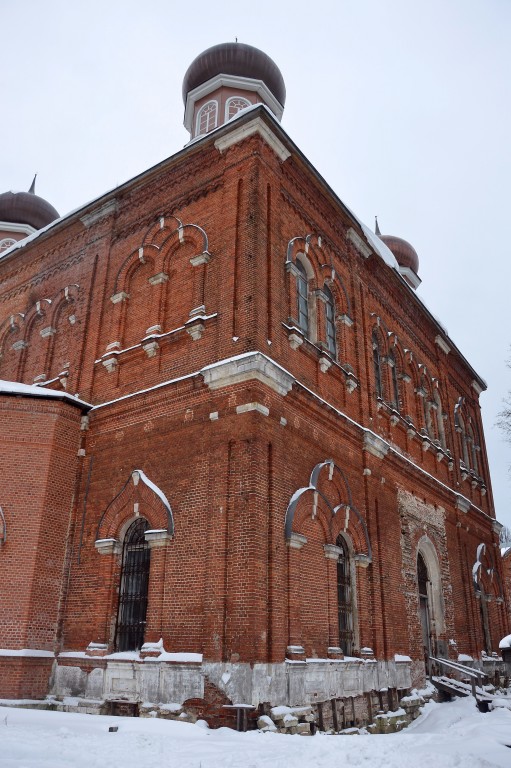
[115,518,150,652]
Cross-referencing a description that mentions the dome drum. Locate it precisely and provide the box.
[183,43,286,139]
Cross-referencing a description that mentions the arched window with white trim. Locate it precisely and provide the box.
[225,96,251,121]
[196,100,218,136]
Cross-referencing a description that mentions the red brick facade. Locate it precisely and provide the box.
[0,99,508,718]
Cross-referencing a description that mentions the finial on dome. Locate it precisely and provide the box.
[375,216,381,236]
[28,174,37,194]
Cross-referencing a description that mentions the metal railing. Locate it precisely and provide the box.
[428,656,487,701]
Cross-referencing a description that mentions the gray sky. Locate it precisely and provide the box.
[2,0,510,528]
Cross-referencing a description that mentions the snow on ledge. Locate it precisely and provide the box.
[394,654,412,662]
[499,634,511,649]
[0,648,55,657]
[0,379,91,410]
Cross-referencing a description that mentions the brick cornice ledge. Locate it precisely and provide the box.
[201,352,295,396]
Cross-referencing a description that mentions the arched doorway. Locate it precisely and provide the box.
[115,518,150,652]
[417,552,431,661]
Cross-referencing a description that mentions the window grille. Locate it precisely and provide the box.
[336,535,354,655]
[115,517,150,652]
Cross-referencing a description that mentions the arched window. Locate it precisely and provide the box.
[467,425,479,475]
[457,412,470,468]
[336,535,354,655]
[433,389,446,449]
[115,518,150,652]
[0,238,16,253]
[388,349,399,410]
[225,96,251,121]
[324,285,336,356]
[296,260,309,335]
[372,331,383,399]
[196,100,218,135]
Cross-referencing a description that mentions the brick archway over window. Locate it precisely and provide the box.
[96,469,174,543]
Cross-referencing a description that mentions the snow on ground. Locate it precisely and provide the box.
[1,697,510,768]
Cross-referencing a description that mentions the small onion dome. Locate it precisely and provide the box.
[182,42,286,108]
[0,183,59,231]
[379,234,420,275]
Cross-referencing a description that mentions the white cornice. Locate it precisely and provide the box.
[347,227,372,259]
[214,116,291,162]
[0,221,36,236]
[399,265,421,289]
[184,74,284,132]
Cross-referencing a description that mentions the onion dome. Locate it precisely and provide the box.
[183,42,286,108]
[379,234,419,275]
[374,217,421,289]
[0,176,59,231]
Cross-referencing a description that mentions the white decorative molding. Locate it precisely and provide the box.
[236,402,269,417]
[214,117,291,162]
[148,272,168,286]
[145,529,173,548]
[339,314,354,327]
[80,199,117,227]
[347,227,372,259]
[12,340,27,351]
[435,335,451,355]
[288,333,303,350]
[110,291,129,304]
[94,538,121,555]
[471,380,484,396]
[102,357,118,373]
[319,355,332,373]
[399,266,421,289]
[40,326,56,338]
[287,533,307,550]
[455,495,471,514]
[202,352,294,396]
[0,220,36,236]
[363,432,389,460]
[185,319,205,341]
[354,554,371,568]
[142,341,159,358]
[324,544,342,560]
[190,252,211,267]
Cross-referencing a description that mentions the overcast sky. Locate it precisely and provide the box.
[1,0,510,528]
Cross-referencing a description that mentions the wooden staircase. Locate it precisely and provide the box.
[429,656,495,712]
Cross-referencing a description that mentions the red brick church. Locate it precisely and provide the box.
[0,43,508,727]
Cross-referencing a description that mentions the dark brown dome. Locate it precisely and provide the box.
[183,42,286,107]
[0,190,59,230]
[380,234,419,274]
